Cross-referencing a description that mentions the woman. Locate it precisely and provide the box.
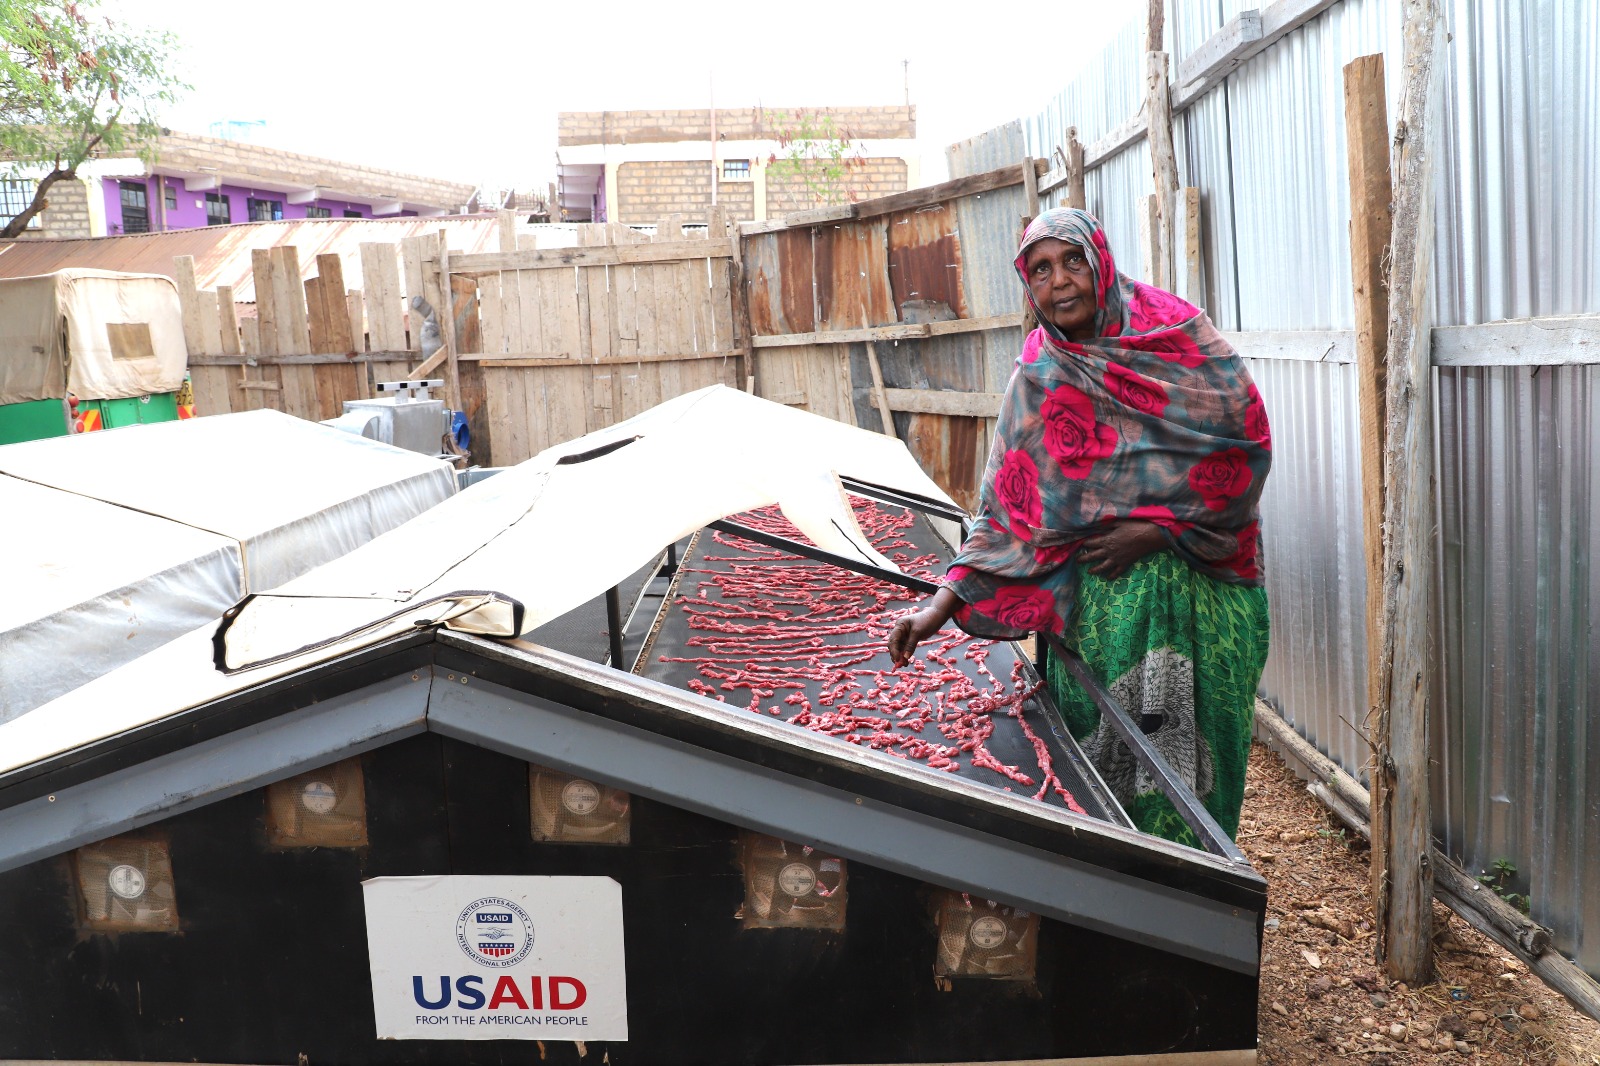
[887,208,1271,847]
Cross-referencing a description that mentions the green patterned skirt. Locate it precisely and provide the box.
[1045,550,1270,847]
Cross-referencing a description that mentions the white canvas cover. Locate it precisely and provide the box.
[4,386,957,771]
[0,409,458,719]
[0,269,187,404]
[0,475,242,719]
[216,385,957,671]
[0,408,458,592]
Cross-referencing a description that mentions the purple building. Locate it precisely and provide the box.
[91,130,476,237]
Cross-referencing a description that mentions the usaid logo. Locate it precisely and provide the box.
[455,897,534,967]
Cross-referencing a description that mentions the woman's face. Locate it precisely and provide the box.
[1024,237,1097,341]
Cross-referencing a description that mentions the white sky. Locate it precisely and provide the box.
[109,0,1130,192]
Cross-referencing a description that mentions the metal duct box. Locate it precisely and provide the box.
[339,396,449,456]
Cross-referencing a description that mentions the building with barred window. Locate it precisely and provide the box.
[554,106,918,225]
[1,130,476,240]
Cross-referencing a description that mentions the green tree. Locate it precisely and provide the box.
[764,110,867,207]
[0,0,184,238]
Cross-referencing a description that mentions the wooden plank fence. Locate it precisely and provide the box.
[171,216,742,467]
[738,160,1047,511]
[456,218,742,464]
[171,165,1037,498]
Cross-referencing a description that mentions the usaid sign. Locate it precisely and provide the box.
[362,876,627,1041]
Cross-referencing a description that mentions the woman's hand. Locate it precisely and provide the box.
[1076,520,1170,580]
[887,587,963,668]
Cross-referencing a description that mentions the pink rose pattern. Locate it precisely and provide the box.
[1040,383,1117,478]
[972,584,1062,635]
[991,449,1042,541]
[1246,381,1271,450]
[1101,362,1169,418]
[1188,447,1254,511]
[1218,521,1262,581]
[947,208,1270,640]
[1020,329,1044,365]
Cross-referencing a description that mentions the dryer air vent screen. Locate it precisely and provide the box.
[933,890,1038,979]
[738,832,847,930]
[75,832,180,932]
[529,766,631,844]
[266,758,368,847]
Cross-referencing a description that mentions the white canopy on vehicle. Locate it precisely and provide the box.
[0,409,457,719]
[0,269,188,404]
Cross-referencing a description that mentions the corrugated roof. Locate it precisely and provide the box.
[0,216,501,303]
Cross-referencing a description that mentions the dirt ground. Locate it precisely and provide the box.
[1243,742,1600,1066]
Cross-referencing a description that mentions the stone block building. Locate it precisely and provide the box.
[554,106,918,226]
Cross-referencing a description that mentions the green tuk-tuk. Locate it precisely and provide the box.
[0,268,191,445]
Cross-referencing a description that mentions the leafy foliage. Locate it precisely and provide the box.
[764,110,868,207]
[0,0,184,236]
[1478,858,1531,914]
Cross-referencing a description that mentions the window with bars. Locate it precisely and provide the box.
[0,179,41,230]
[247,197,283,222]
[722,159,752,181]
[343,209,363,218]
[205,192,231,225]
[305,205,332,218]
[164,184,176,210]
[119,181,150,234]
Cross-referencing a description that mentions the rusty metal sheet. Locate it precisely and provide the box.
[742,232,781,337]
[853,332,990,511]
[886,204,967,322]
[906,412,984,514]
[774,228,817,334]
[742,229,817,337]
[813,218,895,331]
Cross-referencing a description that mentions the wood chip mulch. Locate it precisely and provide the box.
[1244,741,1600,1066]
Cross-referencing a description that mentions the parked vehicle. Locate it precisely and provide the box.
[0,269,190,444]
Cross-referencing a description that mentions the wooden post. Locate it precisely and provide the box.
[435,230,463,411]
[251,248,279,358]
[1344,49,1397,945]
[1145,41,1179,290]
[1373,0,1444,985]
[1181,187,1203,307]
[497,208,517,251]
[1139,194,1161,283]
[270,245,311,355]
[731,226,755,393]
[1066,127,1086,211]
[864,340,897,439]
[173,256,206,357]
[1021,155,1040,222]
[216,285,241,356]
[1146,0,1164,52]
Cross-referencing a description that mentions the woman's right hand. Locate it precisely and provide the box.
[886,587,963,668]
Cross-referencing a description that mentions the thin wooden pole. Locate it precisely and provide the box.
[1145,0,1178,290]
[435,230,463,411]
[1343,50,1396,948]
[1374,0,1445,985]
[1146,61,1178,289]
[864,340,897,439]
[1181,187,1203,306]
[1066,127,1086,211]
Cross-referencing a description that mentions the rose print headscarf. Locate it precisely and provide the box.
[943,208,1271,639]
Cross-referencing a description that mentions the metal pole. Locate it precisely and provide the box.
[605,585,625,669]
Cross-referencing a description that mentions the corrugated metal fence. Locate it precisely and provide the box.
[989,0,1600,977]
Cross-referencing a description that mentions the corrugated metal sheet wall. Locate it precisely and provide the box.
[1247,356,1370,779]
[995,0,1600,976]
[1434,365,1600,971]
